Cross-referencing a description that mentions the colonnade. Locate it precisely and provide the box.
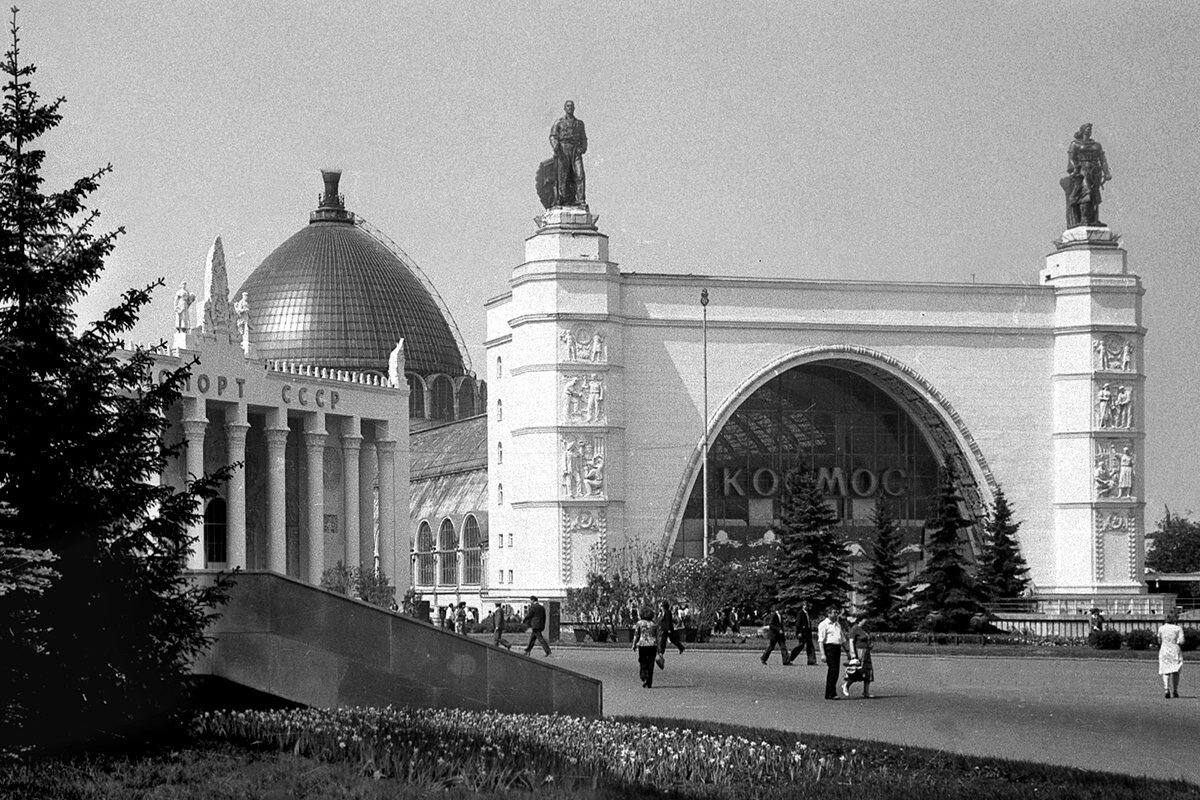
[180,398,398,586]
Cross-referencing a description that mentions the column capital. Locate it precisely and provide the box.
[303,430,328,449]
[181,418,208,434]
[341,433,364,452]
[225,421,251,443]
[376,438,398,455]
[264,426,290,447]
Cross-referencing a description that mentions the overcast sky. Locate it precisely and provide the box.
[24,1,1200,520]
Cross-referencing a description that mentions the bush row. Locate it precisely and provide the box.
[1087,627,1200,651]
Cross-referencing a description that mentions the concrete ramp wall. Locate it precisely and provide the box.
[191,571,602,716]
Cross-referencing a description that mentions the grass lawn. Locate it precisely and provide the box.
[3,713,1196,800]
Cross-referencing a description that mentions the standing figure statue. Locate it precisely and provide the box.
[1062,123,1112,228]
[549,100,587,207]
[174,281,196,332]
[234,291,251,337]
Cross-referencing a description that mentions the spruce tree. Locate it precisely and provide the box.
[860,494,906,628]
[0,12,232,749]
[977,487,1030,600]
[909,462,984,631]
[772,467,852,615]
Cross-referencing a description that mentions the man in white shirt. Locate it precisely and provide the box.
[817,607,845,700]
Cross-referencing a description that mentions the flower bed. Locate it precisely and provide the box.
[192,706,858,792]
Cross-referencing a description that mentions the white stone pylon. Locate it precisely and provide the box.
[201,236,235,339]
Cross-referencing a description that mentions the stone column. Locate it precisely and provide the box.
[376,438,397,584]
[264,424,290,574]
[359,438,377,569]
[342,429,363,569]
[181,414,208,570]
[225,418,251,569]
[304,427,327,585]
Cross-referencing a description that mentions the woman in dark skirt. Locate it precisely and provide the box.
[842,614,874,698]
[634,605,659,688]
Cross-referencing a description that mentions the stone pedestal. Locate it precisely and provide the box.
[1042,227,1145,595]
[489,205,625,599]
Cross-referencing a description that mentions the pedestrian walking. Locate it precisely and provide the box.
[492,600,513,650]
[454,601,468,634]
[522,595,552,657]
[842,613,874,698]
[817,606,845,699]
[657,600,686,667]
[635,605,659,687]
[788,601,817,665]
[760,605,791,665]
[1159,610,1185,699]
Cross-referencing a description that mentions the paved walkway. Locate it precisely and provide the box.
[545,647,1200,784]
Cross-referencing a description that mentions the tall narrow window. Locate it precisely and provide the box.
[497,399,503,421]
[496,356,502,379]
[463,515,482,585]
[508,569,513,584]
[438,519,458,586]
[416,521,435,585]
[204,498,227,564]
[497,442,503,464]
[498,483,504,504]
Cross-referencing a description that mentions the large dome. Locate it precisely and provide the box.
[236,171,465,377]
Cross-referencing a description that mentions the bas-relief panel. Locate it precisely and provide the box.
[1095,382,1133,429]
[560,325,607,364]
[562,373,606,424]
[562,435,605,499]
[1094,440,1135,500]
[561,508,607,583]
[1093,334,1135,372]
[1094,509,1137,583]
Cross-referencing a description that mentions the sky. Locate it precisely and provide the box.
[22,1,1200,520]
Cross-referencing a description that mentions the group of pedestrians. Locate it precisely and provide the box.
[758,602,874,700]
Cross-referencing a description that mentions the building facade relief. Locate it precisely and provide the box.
[562,435,606,499]
[560,325,607,363]
[1094,440,1135,500]
[1093,334,1134,372]
[1096,382,1134,429]
[561,507,607,583]
[563,373,606,423]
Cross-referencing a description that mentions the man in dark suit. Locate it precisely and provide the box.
[789,601,817,665]
[492,601,512,650]
[522,595,552,657]
[760,605,790,665]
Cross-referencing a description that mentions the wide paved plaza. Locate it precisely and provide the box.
[544,647,1199,785]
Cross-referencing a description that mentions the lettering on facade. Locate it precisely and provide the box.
[720,466,907,498]
[159,369,246,399]
[281,383,340,410]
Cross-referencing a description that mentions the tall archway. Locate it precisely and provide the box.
[665,346,996,566]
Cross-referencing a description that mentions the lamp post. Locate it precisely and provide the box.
[700,287,710,560]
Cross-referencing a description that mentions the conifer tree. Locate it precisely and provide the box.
[772,468,852,615]
[977,487,1030,600]
[860,494,906,628]
[0,11,232,749]
[909,462,984,630]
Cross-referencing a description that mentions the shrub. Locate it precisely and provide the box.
[1124,628,1156,651]
[1088,629,1122,650]
[1182,627,1200,652]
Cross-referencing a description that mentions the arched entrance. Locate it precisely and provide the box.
[666,347,996,569]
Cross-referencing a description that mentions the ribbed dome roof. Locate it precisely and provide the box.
[236,171,465,377]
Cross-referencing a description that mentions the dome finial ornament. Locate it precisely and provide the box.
[311,169,353,223]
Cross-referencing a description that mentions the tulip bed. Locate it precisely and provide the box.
[191,706,855,792]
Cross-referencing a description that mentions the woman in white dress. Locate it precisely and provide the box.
[1158,610,1184,699]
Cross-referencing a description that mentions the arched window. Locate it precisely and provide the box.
[496,356,502,379]
[430,374,455,419]
[204,498,227,564]
[438,519,458,586]
[463,515,482,585]
[457,378,477,418]
[497,483,504,504]
[408,374,427,419]
[496,399,503,422]
[497,442,503,464]
[416,521,435,585]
